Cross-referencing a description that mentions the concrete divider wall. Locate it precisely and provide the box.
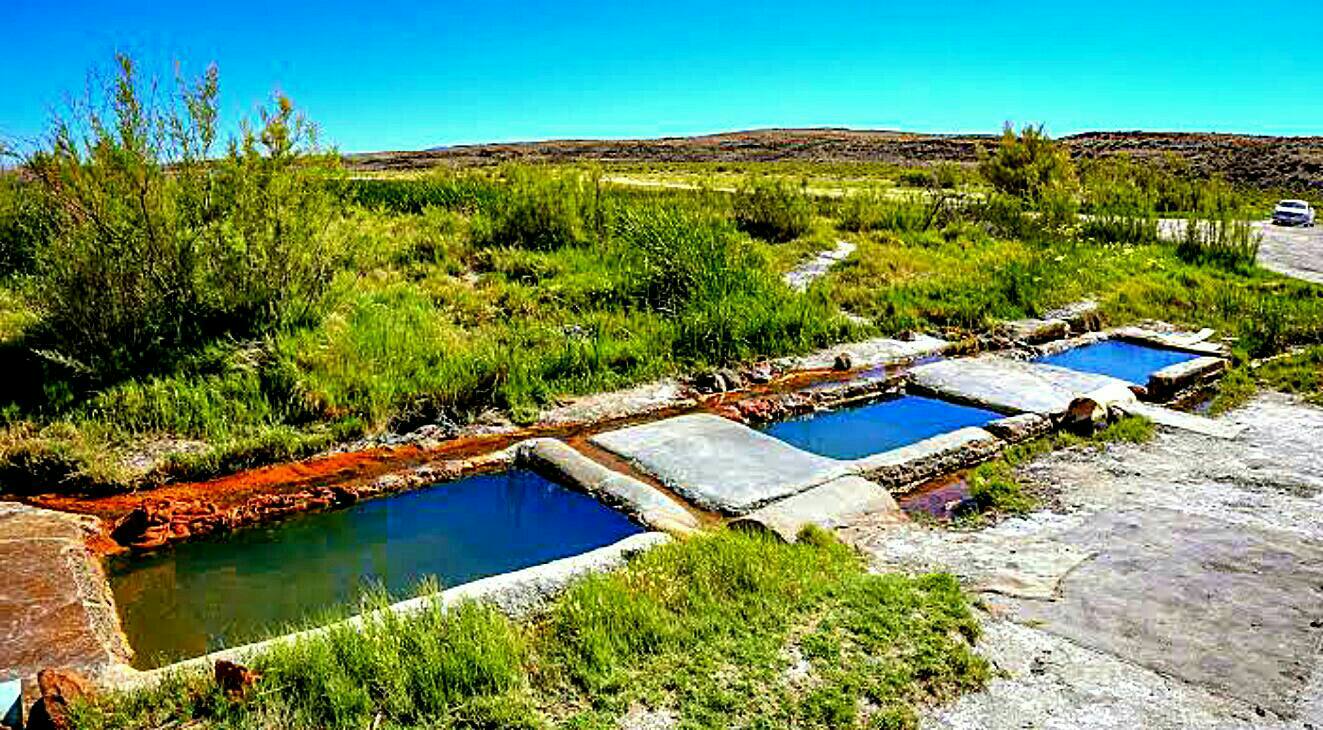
[849,427,1003,491]
[515,438,700,534]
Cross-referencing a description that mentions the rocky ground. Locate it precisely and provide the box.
[842,392,1323,728]
[346,128,1323,193]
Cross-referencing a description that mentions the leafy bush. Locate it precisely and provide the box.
[732,177,813,242]
[977,123,1077,203]
[22,55,345,378]
[0,174,48,276]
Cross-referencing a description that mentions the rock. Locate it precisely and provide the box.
[515,439,700,534]
[717,368,744,390]
[999,318,1070,345]
[746,361,775,384]
[27,669,91,730]
[692,370,728,394]
[1146,356,1228,401]
[1064,397,1109,435]
[215,660,262,700]
[732,476,903,543]
[832,352,853,371]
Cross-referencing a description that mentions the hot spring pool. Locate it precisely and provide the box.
[1037,340,1198,385]
[109,469,641,668]
[756,394,1002,460]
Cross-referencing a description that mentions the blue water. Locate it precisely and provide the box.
[110,469,640,668]
[1037,340,1198,385]
[758,395,1002,460]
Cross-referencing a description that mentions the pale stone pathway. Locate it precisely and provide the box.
[784,239,857,292]
[843,393,1323,728]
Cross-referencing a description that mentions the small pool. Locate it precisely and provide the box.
[110,469,641,668]
[1037,340,1198,386]
[756,395,1002,460]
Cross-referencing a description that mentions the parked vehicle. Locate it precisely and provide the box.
[1272,199,1316,227]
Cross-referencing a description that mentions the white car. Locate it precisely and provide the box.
[1272,199,1315,227]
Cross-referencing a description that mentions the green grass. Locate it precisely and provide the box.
[68,529,988,730]
[1210,346,1323,414]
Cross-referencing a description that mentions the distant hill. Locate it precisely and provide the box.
[348,128,1323,192]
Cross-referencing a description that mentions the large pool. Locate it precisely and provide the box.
[1037,340,1198,386]
[757,395,1002,460]
[110,469,641,668]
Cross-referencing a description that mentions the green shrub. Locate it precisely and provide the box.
[470,166,598,250]
[732,177,813,242]
[0,173,48,277]
[977,123,1077,203]
[23,55,345,378]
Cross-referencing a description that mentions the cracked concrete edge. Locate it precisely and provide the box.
[1147,356,1228,400]
[514,438,701,534]
[730,475,904,543]
[115,531,672,691]
[849,426,1004,491]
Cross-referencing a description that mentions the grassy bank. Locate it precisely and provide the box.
[70,529,987,730]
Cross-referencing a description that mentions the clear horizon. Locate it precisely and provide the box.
[3,0,1320,154]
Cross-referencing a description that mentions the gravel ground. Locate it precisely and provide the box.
[843,392,1323,729]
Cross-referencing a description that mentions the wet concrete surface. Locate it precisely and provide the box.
[847,392,1323,727]
[0,504,129,683]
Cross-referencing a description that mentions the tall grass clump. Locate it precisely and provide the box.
[838,190,932,232]
[615,203,849,363]
[1175,214,1260,270]
[345,170,501,214]
[732,177,813,242]
[470,166,600,250]
[21,55,345,379]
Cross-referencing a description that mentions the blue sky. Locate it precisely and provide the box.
[3,0,1319,152]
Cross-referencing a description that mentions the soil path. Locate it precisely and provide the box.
[843,392,1323,728]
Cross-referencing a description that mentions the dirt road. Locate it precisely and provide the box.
[845,393,1323,728]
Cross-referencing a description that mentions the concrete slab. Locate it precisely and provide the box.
[909,356,1133,415]
[0,503,129,683]
[1012,508,1323,718]
[731,476,902,542]
[589,414,848,515]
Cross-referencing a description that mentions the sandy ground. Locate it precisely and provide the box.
[843,393,1323,728]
